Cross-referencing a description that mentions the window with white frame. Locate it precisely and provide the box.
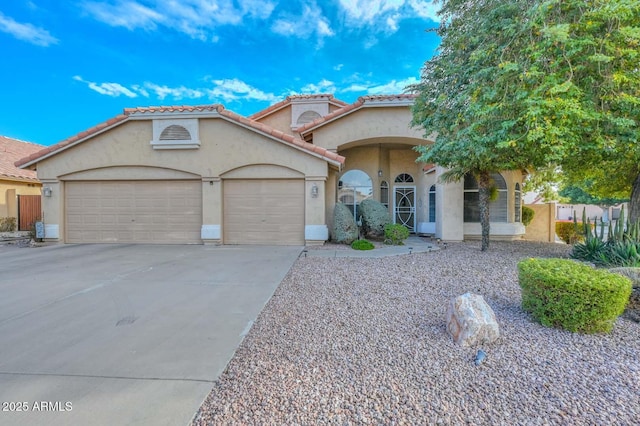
[463,173,508,222]
[429,184,436,222]
[380,181,389,207]
[338,170,373,221]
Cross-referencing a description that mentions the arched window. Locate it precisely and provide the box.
[463,173,508,222]
[429,185,436,222]
[380,181,389,208]
[338,170,373,220]
[515,183,522,222]
[395,173,414,183]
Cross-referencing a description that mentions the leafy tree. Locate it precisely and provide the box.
[559,184,628,207]
[411,0,640,250]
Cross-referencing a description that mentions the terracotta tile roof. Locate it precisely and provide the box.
[249,94,348,121]
[297,94,418,135]
[16,104,345,169]
[1,136,44,182]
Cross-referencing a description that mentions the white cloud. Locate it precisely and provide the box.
[207,78,279,102]
[81,0,276,42]
[408,0,440,22]
[343,76,419,94]
[271,2,334,45]
[300,79,336,94]
[144,83,204,100]
[73,75,279,104]
[73,76,138,97]
[337,0,440,32]
[0,12,58,46]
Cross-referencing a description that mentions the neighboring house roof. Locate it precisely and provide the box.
[1,135,43,182]
[297,94,419,135]
[249,94,348,121]
[16,104,345,169]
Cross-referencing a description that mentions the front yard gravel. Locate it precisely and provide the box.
[192,241,640,425]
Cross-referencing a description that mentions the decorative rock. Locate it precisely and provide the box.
[446,293,500,347]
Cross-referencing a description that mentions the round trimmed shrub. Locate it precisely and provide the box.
[351,239,375,250]
[384,223,409,245]
[518,258,632,334]
[359,199,391,240]
[332,203,358,244]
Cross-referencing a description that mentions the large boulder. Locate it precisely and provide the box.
[446,293,500,347]
[359,199,391,240]
[332,202,358,244]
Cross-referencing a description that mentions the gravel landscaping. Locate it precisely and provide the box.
[193,240,639,425]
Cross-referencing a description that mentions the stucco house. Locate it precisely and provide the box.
[16,94,525,245]
[1,136,43,224]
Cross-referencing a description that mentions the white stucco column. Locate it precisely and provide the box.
[436,167,464,241]
[42,180,60,241]
[201,177,221,244]
[305,176,328,244]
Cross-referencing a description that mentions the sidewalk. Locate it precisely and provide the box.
[303,236,440,258]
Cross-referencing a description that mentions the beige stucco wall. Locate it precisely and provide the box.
[1,180,42,218]
[523,203,556,243]
[254,105,295,136]
[34,118,331,243]
[310,108,425,152]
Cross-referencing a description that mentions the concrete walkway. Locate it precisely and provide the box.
[304,236,440,258]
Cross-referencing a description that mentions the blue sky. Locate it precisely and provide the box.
[1,1,440,146]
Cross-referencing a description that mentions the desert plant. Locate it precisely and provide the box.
[518,258,632,333]
[572,207,640,267]
[359,199,391,240]
[556,221,585,244]
[351,239,375,250]
[384,223,409,245]
[332,203,358,244]
[0,217,17,232]
[521,206,535,227]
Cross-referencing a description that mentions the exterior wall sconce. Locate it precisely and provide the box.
[311,184,319,198]
[43,187,52,197]
[378,169,383,177]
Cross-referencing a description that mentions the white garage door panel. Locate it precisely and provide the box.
[224,179,304,245]
[66,181,202,244]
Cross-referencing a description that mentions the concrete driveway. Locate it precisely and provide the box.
[0,243,302,426]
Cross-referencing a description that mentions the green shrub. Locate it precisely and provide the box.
[359,199,391,240]
[351,239,375,250]
[384,223,409,245]
[556,221,586,244]
[332,203,358,244]
[518,258,632,334]
[0,217,17,232]
[522,206,535,227]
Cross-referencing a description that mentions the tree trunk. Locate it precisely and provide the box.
[477,171,492,251]
[629,172,640,225]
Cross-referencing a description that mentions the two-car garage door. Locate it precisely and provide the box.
[65,181,202,244]
[65,179,305,245]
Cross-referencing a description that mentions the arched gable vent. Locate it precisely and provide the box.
[296,110,322,126]
[160,125,191,141]
[151,118,200,150]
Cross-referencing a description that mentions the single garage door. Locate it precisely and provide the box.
[66,181,202,244]
[224,179,304,245]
